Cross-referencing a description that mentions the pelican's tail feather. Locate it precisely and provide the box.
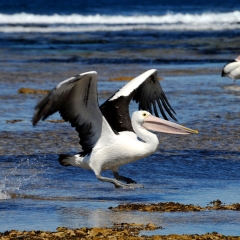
[221,69,226,77]
[58,154,73,166]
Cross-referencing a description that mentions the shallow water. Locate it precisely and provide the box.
[1,148,240,234]
[1,2,240,234]
[1,68,240,234]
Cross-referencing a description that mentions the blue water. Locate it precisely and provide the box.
[1,0,240,14]
[0,0,240,236]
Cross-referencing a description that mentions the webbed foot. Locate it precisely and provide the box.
[122,183,144,189]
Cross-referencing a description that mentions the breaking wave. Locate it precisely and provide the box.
[0,11,240,32]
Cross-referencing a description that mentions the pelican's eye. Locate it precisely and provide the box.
[142,112,147,117]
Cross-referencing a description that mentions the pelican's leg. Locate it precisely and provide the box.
[112,171,137,184]
[95,174,130,188]
[93,169,143,189]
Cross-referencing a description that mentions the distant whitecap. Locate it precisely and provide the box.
[0,11,240,32]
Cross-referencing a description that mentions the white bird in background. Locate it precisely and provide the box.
[222,55,240,84]
[33,69,198,189]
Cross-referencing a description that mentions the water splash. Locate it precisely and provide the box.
[0,156,50,199]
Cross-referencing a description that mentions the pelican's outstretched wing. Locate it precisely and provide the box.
[33,71,113,155]
[100,69,177,133]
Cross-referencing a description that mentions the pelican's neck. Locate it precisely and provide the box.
[132,121,159,153]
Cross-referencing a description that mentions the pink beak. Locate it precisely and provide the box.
[142,115,198,135]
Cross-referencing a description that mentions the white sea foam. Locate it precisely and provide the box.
[0,11,240,32]
[0,183,11,199]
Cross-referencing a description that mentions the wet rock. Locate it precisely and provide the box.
[46,119,65,123]
[232,203,240,210]
[109,76,134,81]
[18,87,50,94]
[110,202,203,212]
[210,199,222,207]
[114,223,144,228]
[88,228,104,237]
[1,228,240,240]
[39,232,49,238]
[109,76,163,81]
[29,230,36,235]
[51,231,65,238]
[6,119,23,124]
[145,223,160,230]
[110,201,240,212]
[65,229,76,237]
[74,229,87,236]
[56,226,68,232]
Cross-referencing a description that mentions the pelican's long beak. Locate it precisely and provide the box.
[142,115,198,134]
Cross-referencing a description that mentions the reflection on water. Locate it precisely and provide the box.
[0,143,240,233]
[223,85,240,92]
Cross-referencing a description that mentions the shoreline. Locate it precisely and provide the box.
[1,201,240,238]
[1,227,240,239]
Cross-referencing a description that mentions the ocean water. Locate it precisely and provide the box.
[0,0,240,236]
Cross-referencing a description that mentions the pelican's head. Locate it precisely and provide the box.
[132,110,198,135]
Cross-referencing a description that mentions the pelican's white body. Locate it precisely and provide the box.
[59,111,196,188]
[63,114,159,175]
[222,57,240,81]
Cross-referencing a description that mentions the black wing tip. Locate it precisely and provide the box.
[32,108,47,126]
[32,110,40,127]
[32,120,37,127]
[163,107,177,121]
[171,113,178,122]
[155,96,177,122]
[163,104,178,121]
[166,108,177,121]
[161,111,177,122]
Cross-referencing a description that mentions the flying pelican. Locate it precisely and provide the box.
[222,55,240,84]
[33,69,198,189]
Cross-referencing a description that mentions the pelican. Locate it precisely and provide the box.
[33,69,198,189]
[222,55,240,84]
